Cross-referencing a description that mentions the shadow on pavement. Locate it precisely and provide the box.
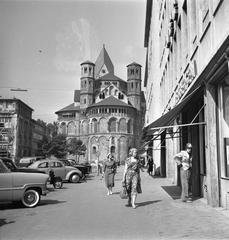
[47,186,68,191]
[111,191,121,195]
[0,199,66,210]
[137,200,162,207]
[161,185,181,200]
[39,199,66,206]
[0,219,15,227]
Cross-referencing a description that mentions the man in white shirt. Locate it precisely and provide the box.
[174,143,192,203]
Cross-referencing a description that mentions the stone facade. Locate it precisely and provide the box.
[0,99,33,162]
[55,46,145,164]
[144,0,229,208]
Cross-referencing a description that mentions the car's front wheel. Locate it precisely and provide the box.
[21,189,40,208]
[69,173,80,183]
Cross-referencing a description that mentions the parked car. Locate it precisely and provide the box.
[0,158,49,208]
[28,159,83,183]
[18,156,45,168]
[1,158,46,174]
[60,159,91,176]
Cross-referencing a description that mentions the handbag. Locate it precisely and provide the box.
[120,185,128,199]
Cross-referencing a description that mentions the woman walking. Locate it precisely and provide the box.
[122,148,143,209]
[103,153,117,195]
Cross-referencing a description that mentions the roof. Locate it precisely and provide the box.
[55,103,80,114]
[126,62,142,67]
[87,96,135,109]
[98,72,125,82]
[0,98,34,111]
[74,90,80,102]
[95,45,114,77]
[80,60,95,65]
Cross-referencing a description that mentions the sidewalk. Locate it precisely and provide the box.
[92,165,229,240]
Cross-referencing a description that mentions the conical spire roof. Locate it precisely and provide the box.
[95,44,114,78]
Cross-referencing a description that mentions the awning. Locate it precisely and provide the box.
[143,87,204,138]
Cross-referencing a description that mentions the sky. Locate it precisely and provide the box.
[0,0,146,123]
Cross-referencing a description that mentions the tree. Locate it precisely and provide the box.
[41,134,67,158]
[46,121,58,139]
[66,138,86,162]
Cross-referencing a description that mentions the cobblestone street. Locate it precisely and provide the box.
[1,166,229,240]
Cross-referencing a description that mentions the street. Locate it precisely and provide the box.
[1,167,229,240]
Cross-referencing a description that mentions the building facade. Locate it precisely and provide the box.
[144,0,229,208]
[31,119,47,156]
[55,46,145,164]
[0,99,33,162]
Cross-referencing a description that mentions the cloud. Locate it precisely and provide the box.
[54,18,96,72]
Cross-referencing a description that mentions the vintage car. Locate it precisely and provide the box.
[28,159,83,183]
[18,156,45,168]
[0,158,49,208]
[60,159,91,176]
[1,157,45,174]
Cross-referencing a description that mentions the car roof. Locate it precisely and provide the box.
[29,158,63,166]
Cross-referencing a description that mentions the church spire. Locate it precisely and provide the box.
[95,45,114,79]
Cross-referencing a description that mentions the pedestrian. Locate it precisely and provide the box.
[122,148,143,209]
[174,143,193,203]
[103,153,117,195]
[147,155,154,176]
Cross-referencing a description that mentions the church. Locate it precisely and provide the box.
[55,46,145,164]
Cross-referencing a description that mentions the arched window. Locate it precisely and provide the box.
[67,121,75,135]
[99,118,107,133]
[127,119,133,133]
[60,122,67,135]
[81,120,88,135]
[109,86,114,95]
[119,118,127,132]
[108,118,117,132]
[92,118,98,133]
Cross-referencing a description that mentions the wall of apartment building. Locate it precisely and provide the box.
[145,0,229,207]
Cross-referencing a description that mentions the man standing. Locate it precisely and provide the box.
[174,143,193,203]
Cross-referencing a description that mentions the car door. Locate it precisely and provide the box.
[0,160,13,201]
[50,161,65,180]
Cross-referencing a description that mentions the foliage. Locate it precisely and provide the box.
[66,138,86,161]
[46,121,58,139]
[40,134,67,158]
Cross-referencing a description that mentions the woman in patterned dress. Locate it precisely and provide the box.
[103,153,117,195]
[122,148,143,209]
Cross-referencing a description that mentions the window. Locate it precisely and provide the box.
[38,162,48,168]
[55,162,63,168]
[108,118,117,132]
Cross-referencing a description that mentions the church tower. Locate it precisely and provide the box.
[127,62,142,110]
[80,61,95,109]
